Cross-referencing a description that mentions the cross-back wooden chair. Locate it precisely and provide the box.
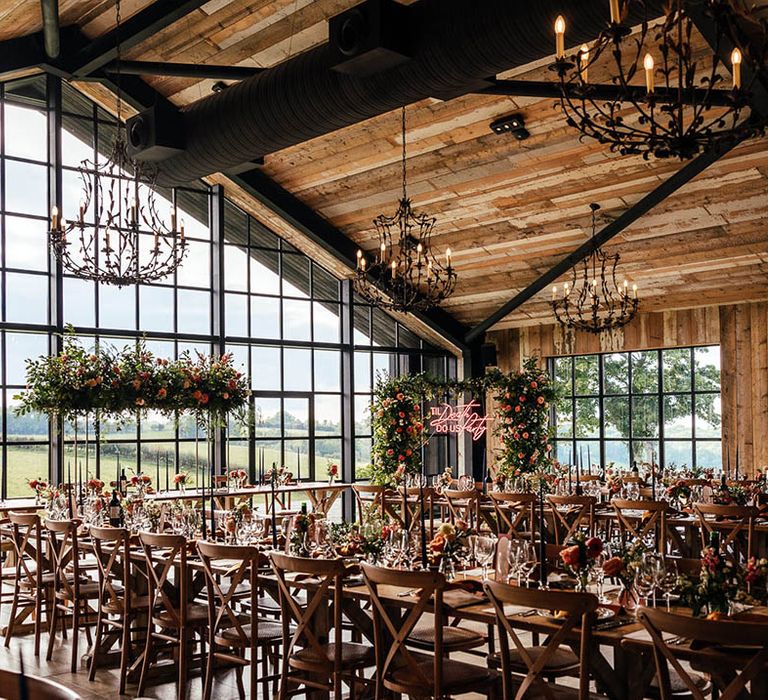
[443,488,480,530]
[399,486,435,536]
[137,532,209,700]
[352,484,392,521]
[45,518,99,672]
[197,540,281,700]
[88,525,149,693]
[0,667,81,700]
[488,492,536,540]
[612,499,669,553]
[693,503,757,563]
[484,582,597,700]
[270,552,373,700]
[546,495,596,545]
[4,511,51,656]
[361,563,498,699]
[637,606,768,700]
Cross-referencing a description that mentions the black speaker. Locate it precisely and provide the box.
[481,342,498,368]
[329,0,411,77]
[126,102,185,162]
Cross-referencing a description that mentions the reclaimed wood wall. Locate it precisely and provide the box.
[486,303,768,475]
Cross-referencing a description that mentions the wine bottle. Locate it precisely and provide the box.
[109,490,122,528]
[119,468,127,496]
[709,530,720,553]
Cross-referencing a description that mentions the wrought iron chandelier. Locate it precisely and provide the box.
[551,203,639,334]
[353,108,456,312]
[551,0,767,160]
[49,0,187,287]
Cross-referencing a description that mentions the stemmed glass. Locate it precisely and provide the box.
[472,535,496,581]
[590,551,608,602]
[659,560,679,612]
[516,542,537,587]
[634,553,661,606]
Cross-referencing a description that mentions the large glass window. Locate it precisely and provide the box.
[551,346,721,469]
[0,75,458,498]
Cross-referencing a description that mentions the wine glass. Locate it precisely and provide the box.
[634,556,658,606]
[659,560,678,612]
[473,535,496,581]
[506,540,521,584]
[517,542,537,588]
[590,552,608,602]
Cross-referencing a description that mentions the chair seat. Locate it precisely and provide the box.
[103,594,150,614]
[489,645,579,674]
[388,657,497,695]
[408,624,486,651]
[291,641,374,671]
[153,603,210,628]
[217,621,283,646]
[648,668,711,697]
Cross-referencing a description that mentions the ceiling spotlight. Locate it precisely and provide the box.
[490,114,529,140]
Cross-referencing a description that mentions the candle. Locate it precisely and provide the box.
[632,283,638,299]
[380,242,386,262]
[270,463,278,547]
[79,200,85,224]
[171,207,177,230]
[552,286,557,301]
[731,48,742,89]
[587,445,592,476]
[609,0,621,23]
[644,53,655,93]
[568,462,572,493]
[165,456,169,492]
[51,205,59,229]
[360,257,366,272]
[538,481,547,588]
[445,247,452,268]
[391,260,396,279]
[576,447,582,495]
[554,15,566,59]
[67,461,73,518]
[735,445,740,480]
[156,453,160,491]
[579,44,589,83]
[356,250,362,270]
[180,220,185,241]
[727,443,731,479]
[296,447,301,482]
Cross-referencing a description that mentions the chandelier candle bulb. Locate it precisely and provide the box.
[643,53,655,93]
[356,249,363,269]
[391,260,397,278]
[446,247,452,267]
[731,48,742,89]
[554,15,566,58]
[51,206,59,229]
[552,285,557,301]
[609,0,621,24]
[360,257,367,271]
[180,220,185,241]
[579,45,589,83]
[632,283,637,299]
[380,242,386,261]
[78,201,85,224]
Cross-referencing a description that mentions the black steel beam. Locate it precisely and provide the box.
[478,78,735,107]
[67,0,211,77]
[229,168,471,352]
[464,138,745,342]
[0,31,69,79]
[106,60,263,81]
[40,0,60,59]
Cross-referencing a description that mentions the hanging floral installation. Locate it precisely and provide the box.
[367,358,557,486]
[14,333,250,424]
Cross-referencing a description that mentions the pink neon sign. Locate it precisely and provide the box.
[430,400,492,441]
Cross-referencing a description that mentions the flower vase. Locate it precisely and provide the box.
[34,492,42,506]
[618,583,640,614]
[178,482,186,495]
[574,573,590,593]
[439,556,456,582]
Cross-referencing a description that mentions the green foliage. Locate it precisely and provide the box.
[492,357,557,476]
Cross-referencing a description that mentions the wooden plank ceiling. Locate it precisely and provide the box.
[10,0,768,336]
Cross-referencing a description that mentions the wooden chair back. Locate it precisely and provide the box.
[638,606,768,700]
[443,488,479,529]
[138,531,188,628]
[7,511,44,589]
[400,486,434,533]
[269,552,345,695]
[0,667,80,699]
[612,499,668,553]
[352,484,391,520]
[90,526,133,615]
[484,582,597,700]
[487,492,536,540]
[361,564,448,698]
[44,518,82,602]
[546,495,596,545]
[693,503,756,562]
[197,541,259,656]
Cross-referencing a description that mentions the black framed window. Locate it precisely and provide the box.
[550,345,721,470]
[0,74,458,499]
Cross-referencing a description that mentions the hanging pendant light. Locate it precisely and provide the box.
[49,0,187,287]
[353,107,457,312]
[551,0,767,160]
[551,203,639,334]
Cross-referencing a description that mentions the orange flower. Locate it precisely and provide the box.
[602,556,623,577]
[559,545,581,568]
[157,387,167,399]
